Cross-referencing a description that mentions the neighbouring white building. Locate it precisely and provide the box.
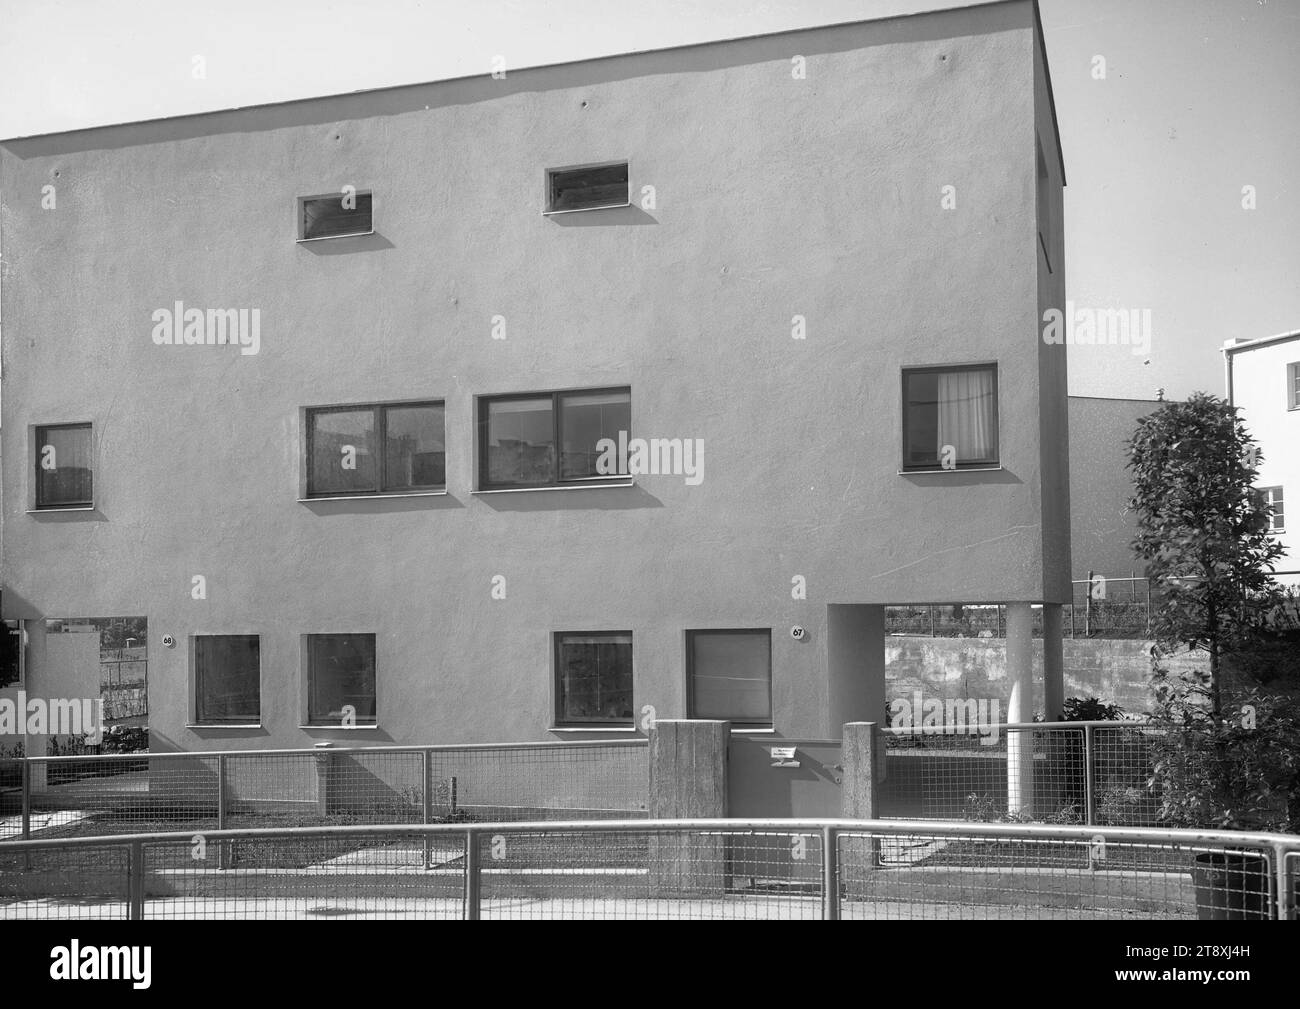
[1224,330,1300,584]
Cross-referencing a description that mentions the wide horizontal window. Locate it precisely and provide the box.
[307,402,445,497]
[902,364,999,471]
[687,629,772,727]
[555,632,633,726]
[479,388,630,489]
[35,423,93,508]
[306,633,376,726]
[545,162,629,213]
[299,191,373,240]
[194,635,260,724]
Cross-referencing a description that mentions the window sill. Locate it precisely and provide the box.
[730,727,776,734]
[898,466,1003,475]
[550,726,639,733]
[27,505,95,513]
[473,480,633,495]
[299,724,380,730]
[542,202,631,216]
[296,230,375,243]
[299,490,447,502]
[187,724,262,730]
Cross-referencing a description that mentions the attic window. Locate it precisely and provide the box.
[298,191,373,240]
[545,162,629,214]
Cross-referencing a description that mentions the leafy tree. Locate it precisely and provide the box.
[1127,392,1284,721]
[1129,393,1300,831]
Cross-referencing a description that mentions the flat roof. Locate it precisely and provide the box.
[1221,330,1300,355]
[0,0,1064,181]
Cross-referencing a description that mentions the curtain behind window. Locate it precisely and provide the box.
[935,369,996,462]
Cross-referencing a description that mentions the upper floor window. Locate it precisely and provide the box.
[544,162,629,214]
[478,388,630,489]
[306,401,445,497]
[687,629,772,727]
[1288,362,1299,410]
[902,364,999,471]
[35,423,93,509]
[298,191,373,240]
[554,632,633,726]
[1258,485,1285,532]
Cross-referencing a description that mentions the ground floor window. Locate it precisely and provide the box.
[306,633,377,725]
[686,629,771,726]
[555,632,633,725]
[194,634,260,724]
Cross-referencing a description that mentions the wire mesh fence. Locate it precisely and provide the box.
[2,819,1295,920]
[881,723,1167,826]
[0,740,648,842]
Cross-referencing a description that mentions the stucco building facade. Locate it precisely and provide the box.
[1,0,1069,755]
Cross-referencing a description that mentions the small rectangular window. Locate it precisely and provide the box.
[306,633,376,726]
[35,423,93,508]
[479,388,630,489]
[194,635,260,724]
[901,364,999,471]
[1259,485,1285,532]
[687,629,772,726]
[555,632,633,725]
[299,191,373,240]
[1288,363,1300,410]
[545,162,629,214]
[306,401,445,497]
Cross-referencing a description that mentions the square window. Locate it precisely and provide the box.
[902,365,999,471]
[687,629,771,726]
[194,635,260,724]
[555,632,633,725]
[306,402,444,497]
[545,162,629,213]
[299,191,373,240]
[306,633,376,726]
[479,388,630,489]
[35,423,93,508]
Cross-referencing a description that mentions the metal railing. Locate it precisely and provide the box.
[0,739,649,843]
[882,720,1163,827]
[884,577,1153,639]
[1,817,1295,920]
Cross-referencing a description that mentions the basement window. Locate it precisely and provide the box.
[544,162,629,214]
[298,191,373,240]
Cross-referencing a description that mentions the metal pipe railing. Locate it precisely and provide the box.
[3,816,1296,921]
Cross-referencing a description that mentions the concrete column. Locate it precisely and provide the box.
[827,604,886,735]
[841,722,882,890]
[1042,603,1064,722]
[648,719,729,895]
[1004,603,1034,816]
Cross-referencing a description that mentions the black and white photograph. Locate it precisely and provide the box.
[0,0,1297,978]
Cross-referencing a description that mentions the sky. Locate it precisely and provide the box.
[0,0,1297,401]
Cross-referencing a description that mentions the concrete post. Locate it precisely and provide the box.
[1005,603,1034,816]
[313,743,333,816]
[1042,603,1064,722]
[840,721,882,891]
[648,719,729,895]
